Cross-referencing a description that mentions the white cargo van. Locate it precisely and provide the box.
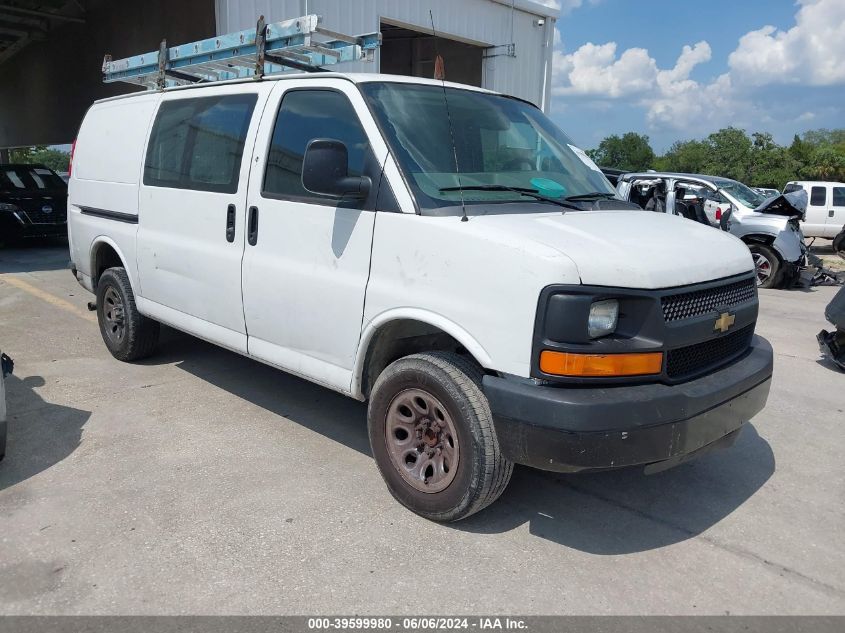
[68,72,774,520]
[784,181,845,238]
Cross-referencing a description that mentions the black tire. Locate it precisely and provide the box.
[748,243,783,289]
[96,267,159,361]
[368,351,513,522]
[834,231,845,260]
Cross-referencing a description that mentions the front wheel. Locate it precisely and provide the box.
[748,243,783,289]
[368,352,513,522]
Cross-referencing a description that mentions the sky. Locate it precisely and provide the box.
[544,0,845,153]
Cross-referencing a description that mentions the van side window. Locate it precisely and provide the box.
[833,187,845,206]
[263,90,371,202]
[810,186,827,206]
[144,94,257,194]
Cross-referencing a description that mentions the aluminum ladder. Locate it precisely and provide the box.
[102,14,381,90]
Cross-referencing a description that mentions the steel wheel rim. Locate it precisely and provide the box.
[385,388,460,493]
[753,253,772,286]
[102,286,126,345]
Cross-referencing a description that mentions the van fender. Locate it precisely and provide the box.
[90,235,136,291]
[351,308,494,400]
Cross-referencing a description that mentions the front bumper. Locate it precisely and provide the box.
[483,335,773,473]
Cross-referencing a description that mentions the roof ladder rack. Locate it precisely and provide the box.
[102,14,381,90]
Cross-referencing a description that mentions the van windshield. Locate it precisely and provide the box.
[360,82,615,213]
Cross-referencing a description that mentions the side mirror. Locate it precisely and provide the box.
[302,138,371,200]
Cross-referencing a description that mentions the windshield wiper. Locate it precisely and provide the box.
[438,185,582,211]
[563,191,618,201]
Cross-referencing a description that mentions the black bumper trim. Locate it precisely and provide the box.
[483,336,773,472]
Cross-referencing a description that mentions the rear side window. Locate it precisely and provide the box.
[810,186,827,206]
[262,90,371,201]
[144,94,257,194]
[833,187,845,206]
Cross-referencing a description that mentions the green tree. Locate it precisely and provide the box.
[588,132,655,171]
[654,139,709,173]
[701,127,753,182]
[801,146,845,181]
[7,145,70,172]
[747,132,799,189]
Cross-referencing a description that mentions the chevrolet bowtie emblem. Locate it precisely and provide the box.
[714,312,736,333]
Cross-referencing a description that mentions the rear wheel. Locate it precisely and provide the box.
[368,352,513,522]
[748,243,783,289]
[96,267,159,361]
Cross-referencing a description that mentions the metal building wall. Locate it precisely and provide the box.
[0,0,216,149]
[215,0,557,110]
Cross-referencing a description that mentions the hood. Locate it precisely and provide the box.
[471,209,753,289]
[752,189,807,220]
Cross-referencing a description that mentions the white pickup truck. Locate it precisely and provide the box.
[68,72,773,520]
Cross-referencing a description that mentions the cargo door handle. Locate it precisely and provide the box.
[225,204,236,242]
[830,210,836,217]
[247,206,259,246]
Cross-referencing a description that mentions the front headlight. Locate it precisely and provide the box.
[0,203,18,212]
[588,299,619,338]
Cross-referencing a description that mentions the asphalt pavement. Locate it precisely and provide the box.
[1,242,843,615]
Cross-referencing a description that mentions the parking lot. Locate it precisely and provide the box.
[0,242,843,615]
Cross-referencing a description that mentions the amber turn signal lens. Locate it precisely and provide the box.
[539,350,663,377]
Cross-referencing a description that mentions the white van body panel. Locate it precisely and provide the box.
[362,212,582,381]
[786,181,845,238]
[136,82,275,355]
[69,93,160,290]
[241,78,391,394]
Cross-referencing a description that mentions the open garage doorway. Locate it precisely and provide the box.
[379,21,483,88]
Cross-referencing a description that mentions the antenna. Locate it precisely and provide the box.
[429,10,468,222]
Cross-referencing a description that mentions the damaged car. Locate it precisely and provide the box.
[616,172,809,289]
[818,285,845,371]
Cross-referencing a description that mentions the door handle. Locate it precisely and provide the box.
[830,210,836,217]
[226,204,236,242]
[247,206,259,246]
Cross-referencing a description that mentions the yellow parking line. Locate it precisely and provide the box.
[0,274,97,324]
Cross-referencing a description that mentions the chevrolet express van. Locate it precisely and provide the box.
[68,73,773,520]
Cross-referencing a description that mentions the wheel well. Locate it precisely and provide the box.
[742,234,775,247]
[91,242,124,288]
[361,319,482,398]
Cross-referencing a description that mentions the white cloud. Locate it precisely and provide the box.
[549,0,845,133]
[553,42,658,98]
[728,0,845,86]
[552,38,721,127]
[538,0,601,15]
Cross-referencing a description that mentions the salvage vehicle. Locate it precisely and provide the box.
[834,225,845,259]
[67,17,774,520]
[818,285,845,371]
[753,187,780,199]
[0,352,11,461]
[0,164,68,244]
[617,172,808,289]
[784,181,845,239]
